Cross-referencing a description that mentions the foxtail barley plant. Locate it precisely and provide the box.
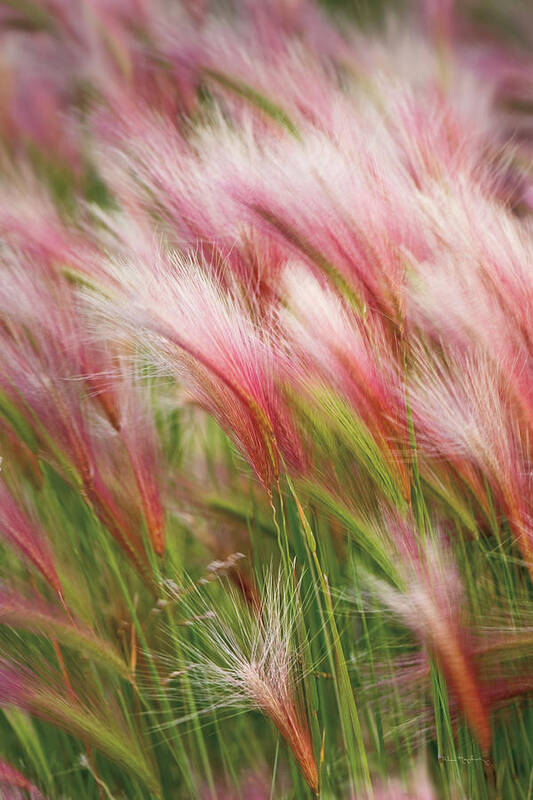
[0,0,533,797]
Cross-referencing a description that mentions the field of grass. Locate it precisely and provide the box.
[0,0,532,798]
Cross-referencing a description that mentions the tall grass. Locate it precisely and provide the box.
[0,0,532,797]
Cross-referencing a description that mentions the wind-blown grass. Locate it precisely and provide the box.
[0,0,532,798]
